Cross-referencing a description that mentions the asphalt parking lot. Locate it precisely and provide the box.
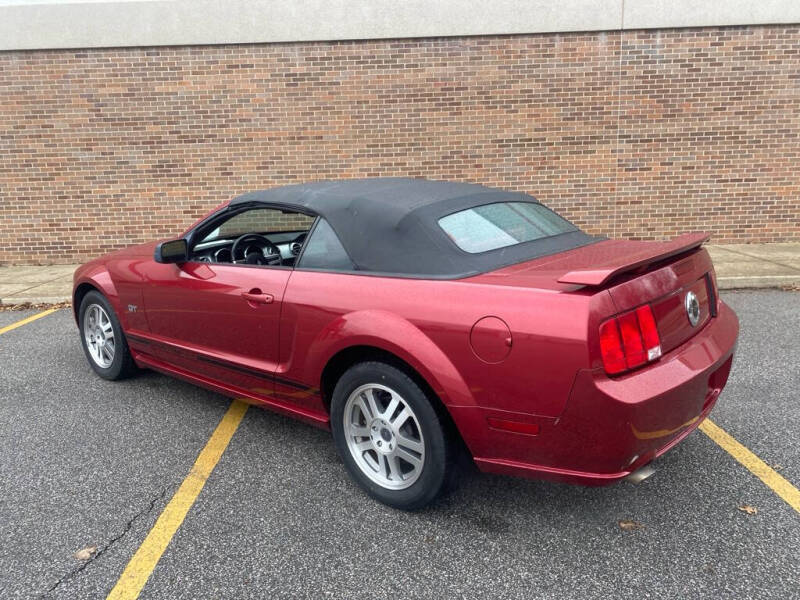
[1,290,798,599]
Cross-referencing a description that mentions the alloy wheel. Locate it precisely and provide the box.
[343,383,426,490]
[83,303,115,368]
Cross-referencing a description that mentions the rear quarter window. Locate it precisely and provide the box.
[298,219,355,271]
[438,201,577,253]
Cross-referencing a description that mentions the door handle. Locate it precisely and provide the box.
[242,289,274,305]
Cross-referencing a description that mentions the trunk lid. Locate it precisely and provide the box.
[603,247,716,354]
[473,232,718,355]
[555,233,709,287]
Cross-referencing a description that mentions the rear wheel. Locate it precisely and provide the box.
[331,361,454,510]
[78,290,137,380]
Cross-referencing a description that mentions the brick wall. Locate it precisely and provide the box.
[1,25,798,265]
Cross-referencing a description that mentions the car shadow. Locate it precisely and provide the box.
[234,392,710,526]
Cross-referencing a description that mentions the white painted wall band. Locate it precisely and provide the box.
[0,0,798,51]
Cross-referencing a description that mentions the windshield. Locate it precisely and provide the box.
[438,201,577,253]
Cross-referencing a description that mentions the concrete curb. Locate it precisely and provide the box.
[1,243,798,306]
[2,277,798,307]
[1,296,72,306]
[717,275,800,290]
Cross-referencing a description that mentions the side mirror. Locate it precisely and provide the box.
[154,239,188,264]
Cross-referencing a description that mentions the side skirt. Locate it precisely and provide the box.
[133,351,331,430]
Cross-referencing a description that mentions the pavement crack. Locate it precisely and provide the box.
[44,487,168,597]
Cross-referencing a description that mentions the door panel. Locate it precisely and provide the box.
[141,261,291,392]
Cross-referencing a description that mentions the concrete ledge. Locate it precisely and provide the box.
[1,245,798,306]
[717,276,800,290]
[1,0,799,52]
[0,264,77,306]
[3,279,798,306]
[1,296,73,305]
[708,244,800,290]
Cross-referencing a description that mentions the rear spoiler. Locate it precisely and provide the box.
[557,232,710,286]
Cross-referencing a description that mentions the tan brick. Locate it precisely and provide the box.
[0,27,798,265]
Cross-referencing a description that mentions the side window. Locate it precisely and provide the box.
[191,206,315,266]
[200,208,314,243]
[297,219,355,271]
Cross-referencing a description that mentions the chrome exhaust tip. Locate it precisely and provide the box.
[625,464,656,484]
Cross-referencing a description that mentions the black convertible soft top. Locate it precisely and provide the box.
[229,178,596,278]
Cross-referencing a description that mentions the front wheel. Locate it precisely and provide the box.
[78,290,137,380]
[331,361,454,510]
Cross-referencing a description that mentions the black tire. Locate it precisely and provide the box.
[78,290,137,380]
[331,361,454,510]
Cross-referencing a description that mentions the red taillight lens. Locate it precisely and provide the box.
[599,304,661,375]
[635,305,661,358]
[618,311,645,367]
[599,318,626,374]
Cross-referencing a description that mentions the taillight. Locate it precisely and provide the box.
[599,319,626,374]
[599,304,662,375]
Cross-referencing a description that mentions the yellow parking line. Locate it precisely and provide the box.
[700,418,800,514]
[0,308,58,335]
[107,399,249,599]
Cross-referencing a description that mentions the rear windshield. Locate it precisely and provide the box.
[438,202,577,253]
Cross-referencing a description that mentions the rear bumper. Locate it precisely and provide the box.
[459,300,739,485]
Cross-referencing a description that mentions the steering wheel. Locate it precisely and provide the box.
[231,233,281,266]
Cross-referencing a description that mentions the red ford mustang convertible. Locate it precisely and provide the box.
[74,178,738,509]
